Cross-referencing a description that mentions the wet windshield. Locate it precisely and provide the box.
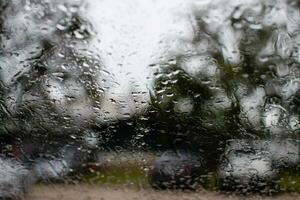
[0,0,299,199]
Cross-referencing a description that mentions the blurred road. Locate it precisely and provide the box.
[26,185,300,200]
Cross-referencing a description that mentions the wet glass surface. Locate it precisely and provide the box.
[0,0,300,199]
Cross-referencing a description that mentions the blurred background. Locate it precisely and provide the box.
[0,0,300,199]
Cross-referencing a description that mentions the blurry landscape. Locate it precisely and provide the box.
[0,0,300,199]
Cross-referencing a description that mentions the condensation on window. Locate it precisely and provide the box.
[0,0,299,199]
